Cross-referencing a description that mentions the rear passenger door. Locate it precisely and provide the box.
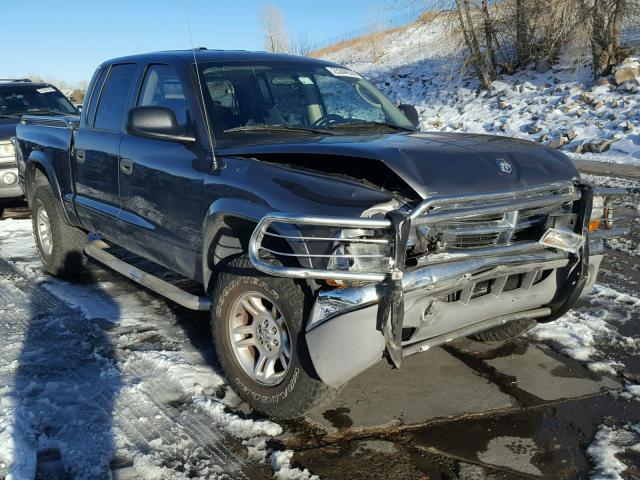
[73,63,137,238]
[117,63,204,279]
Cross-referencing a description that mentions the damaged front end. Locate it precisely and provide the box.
[248,181,629,387]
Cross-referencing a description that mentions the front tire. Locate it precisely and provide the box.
[211,257,333,419]
[32,184,87,277]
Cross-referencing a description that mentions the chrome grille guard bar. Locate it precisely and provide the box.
[248,181,592,282]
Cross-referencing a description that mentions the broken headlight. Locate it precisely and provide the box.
[326,229,391,276]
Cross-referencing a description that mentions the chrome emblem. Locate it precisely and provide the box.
[496,158,513,174]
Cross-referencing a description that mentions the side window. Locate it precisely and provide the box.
[85,67,107,127]
[94,64,137,131]
[137,65,188,126]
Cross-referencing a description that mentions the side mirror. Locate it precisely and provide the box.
[126,106,195,143]
[398,104,420,129]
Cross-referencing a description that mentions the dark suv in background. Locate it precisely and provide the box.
[0,79,77,200]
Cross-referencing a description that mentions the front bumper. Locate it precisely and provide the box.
[249,181,628,387]
[305,244,605,387]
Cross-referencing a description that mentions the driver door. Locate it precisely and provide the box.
[117,63,204,279]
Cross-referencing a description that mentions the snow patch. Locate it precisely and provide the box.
[270,450,319,480]
[587,424,640,480]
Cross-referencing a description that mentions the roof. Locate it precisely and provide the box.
[0,81,53,90]
[103,49,340,68]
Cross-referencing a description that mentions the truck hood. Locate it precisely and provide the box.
[218,131,579,199]
[0,118,19,141]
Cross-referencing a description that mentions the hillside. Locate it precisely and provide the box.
[316,20,640,166]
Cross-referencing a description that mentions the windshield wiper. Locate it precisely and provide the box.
[223,124,335,135]
[25,108,73,116]
[328,121,415,132]
[0,113,20,119]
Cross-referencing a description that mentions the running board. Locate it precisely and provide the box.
[84,240,211,311]
[403,307,551,356]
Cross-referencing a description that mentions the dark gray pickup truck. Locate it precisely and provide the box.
[14,49,627,419]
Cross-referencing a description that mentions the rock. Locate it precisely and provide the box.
[608,114,616,121]
[594,101,605,110]
[535,59,550,73]
[528,124,542,134]
[612,57,640,85]
[548,137,568,149]
[543,83,552,88]
[589,139,612,153]
[553,77,562,84]
[576,108,586,117]
[452,122,463,130]
[596,78,611,86]
[611,132,623,142]
[566,130,578,141]
[622,121,633,133]
[498,100,510,110]
[538,134,549,143]
[580,93,594,104]
[610,98,618,108]
[500,123,509,132]
[575,143,586,154]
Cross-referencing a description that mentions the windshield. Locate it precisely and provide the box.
[0,85,78,117]
[197,62,414,143]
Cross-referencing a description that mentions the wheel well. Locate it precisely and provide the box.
[26,164,50,206]
[204,215,300,294]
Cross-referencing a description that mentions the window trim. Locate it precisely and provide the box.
[135,63,190,123]
[90,63,137,133]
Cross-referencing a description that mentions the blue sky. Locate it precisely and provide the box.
[0,0,401,86]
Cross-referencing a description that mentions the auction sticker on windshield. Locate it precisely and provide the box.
[37,87,56,94]
[325,67,362,79]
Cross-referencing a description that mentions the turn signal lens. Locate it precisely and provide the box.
[588,219,601,232]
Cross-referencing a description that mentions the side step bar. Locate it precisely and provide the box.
[403,307,551,356]
[84,240,211,311]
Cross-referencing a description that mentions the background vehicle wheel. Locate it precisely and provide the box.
[211,256,333,419]
[31,184,87,277]
[468,318,537,342]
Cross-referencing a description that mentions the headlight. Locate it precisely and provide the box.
[0,141,15,163]
[326,229,391,278]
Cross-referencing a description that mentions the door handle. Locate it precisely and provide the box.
[76,149,85,163]
[120,158,133,175]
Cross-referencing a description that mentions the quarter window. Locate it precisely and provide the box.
[138,65,188,126]
[94,64,136,131]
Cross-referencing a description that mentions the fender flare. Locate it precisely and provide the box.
[24,152,73,225]
[201,198,312,292]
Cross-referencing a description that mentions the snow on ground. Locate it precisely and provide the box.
[587,424,640,480]
[319,20,640,165]
[0,219,306,479]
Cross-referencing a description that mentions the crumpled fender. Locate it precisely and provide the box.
[201,198,313,292]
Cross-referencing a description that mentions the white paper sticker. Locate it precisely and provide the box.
[298,76,314,85]
[37,87,56,94]
[325,67,362,79]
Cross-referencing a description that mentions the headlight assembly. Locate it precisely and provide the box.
[0,141,15,164]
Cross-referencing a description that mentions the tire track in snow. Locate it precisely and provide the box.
[0,253,260,479]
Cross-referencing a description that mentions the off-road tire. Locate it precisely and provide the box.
[211,256,333,419]
[31,184,87,277]
[468,318,537,342]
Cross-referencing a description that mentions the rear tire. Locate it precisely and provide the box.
[31,184,87,277]
[468,318,537,342]
[211,256,333,419]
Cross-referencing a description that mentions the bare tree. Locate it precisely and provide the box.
[582,0,627,76]
[261,5,289,53]
[291,33,313,57]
